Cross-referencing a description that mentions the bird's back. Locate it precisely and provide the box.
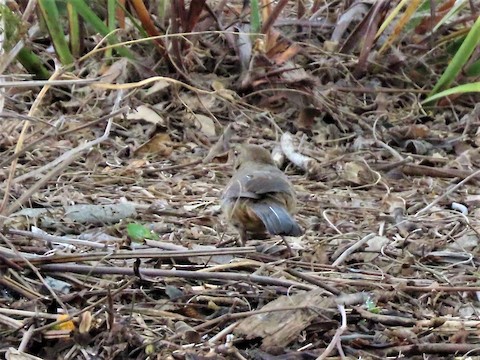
[222,161,300,235]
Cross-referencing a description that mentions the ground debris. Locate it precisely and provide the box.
[235,289,333,349]
[2,1,480,359]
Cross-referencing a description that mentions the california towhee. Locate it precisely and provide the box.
[222,144,303,246]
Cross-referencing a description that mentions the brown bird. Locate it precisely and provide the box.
[222,144,303,247]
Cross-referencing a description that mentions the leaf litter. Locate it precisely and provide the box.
[1,1,480,359]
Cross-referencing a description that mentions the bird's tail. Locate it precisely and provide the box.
[250,202,303,236]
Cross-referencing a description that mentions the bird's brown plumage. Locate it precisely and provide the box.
[222,144,303,245]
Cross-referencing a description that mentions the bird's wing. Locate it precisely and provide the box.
[249,202,303,236]
[223,168,292,200]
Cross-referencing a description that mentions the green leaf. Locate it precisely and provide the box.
[126,223,158,242]
[365,296,380,314]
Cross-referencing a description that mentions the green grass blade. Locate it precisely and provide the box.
[250,0,261,35]
[465,60,480,77]
[423,82,480,103]
[0,5,50,78]
[430,16,480,96]
[158,0,168,24]
[16,47,51,79]
[67,0,133,59]
[106,0,116,59]
[67,2,81,57]
[432,0,467,33]
[38,0,75,65]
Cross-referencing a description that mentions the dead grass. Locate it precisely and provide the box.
[1,1,480,359]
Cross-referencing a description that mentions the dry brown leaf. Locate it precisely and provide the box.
[382,194,406,213]
[297,107,322,130]
[124,159,148,170]
[352,136,375,151]
[312,123,341,144]
[389,124,430,140]
[415,0,455,34]
[235,289,333,349]
[342,161,377,185]
[212,80,236,102]
[375,92,389,112]
[134,133,173,157]
[180,93,216,111]
[189,244,234,265]
[99,58,129,84]
[127,105,165,125]
[271,43,302,65]
[365,235,390,252]
[448,233,478,251]
[191,114,217,137]
[85,148,104,170]
[403,139,432,155]
[6,349,44,360]
[175,321,201,343]
[331,2,369,43]
[143,79,171,96]
[203,123,235,163]
[79,311,93,334]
